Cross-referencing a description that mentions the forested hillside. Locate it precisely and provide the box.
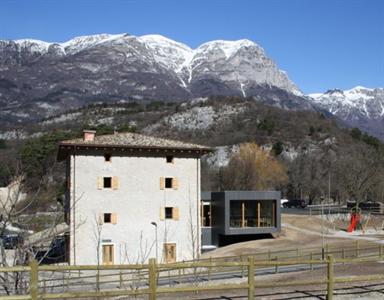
[0,96,382,211]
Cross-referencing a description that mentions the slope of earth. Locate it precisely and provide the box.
[142,97,341,148]
[1,96,343,150]
[0,96,378,213]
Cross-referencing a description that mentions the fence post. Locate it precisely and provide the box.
[310,252,313,271]
[43,279,46,295]
[62,269,66,292]
[65,270,69,292]
[148,258,157,300]
[119,269,123,288]
[247,256,255,300]
[96,265,100,291]
[241,255,245,278]
[275,256,278,274]
[29,260,38,300]
[208,257,212,281]
[327,255,334,300]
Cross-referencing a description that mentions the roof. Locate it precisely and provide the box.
[26,222,69,247]
[58,132,212,159]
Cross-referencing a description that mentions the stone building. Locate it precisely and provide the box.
[58,130,210,265]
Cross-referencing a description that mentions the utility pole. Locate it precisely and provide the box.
[321,196,325,260]
[328,172,331,217]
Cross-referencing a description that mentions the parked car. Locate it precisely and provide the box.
[1,234,24,249]
[35,236,66,264]
[280,198,289,207]
[283,199,307,208]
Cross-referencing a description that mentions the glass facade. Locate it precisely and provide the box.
[201,202,211,227]
[229,200,276,228]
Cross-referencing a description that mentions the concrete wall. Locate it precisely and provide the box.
[68,151,201,265]
[201,227,212,246]
[202,191,281,246]
[220,191,281,235]
[0,178,26,214]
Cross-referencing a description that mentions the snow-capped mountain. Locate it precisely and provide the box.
[0,33,309,124]
[309,86,384,138]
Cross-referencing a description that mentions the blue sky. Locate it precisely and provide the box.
[0,0,383,93]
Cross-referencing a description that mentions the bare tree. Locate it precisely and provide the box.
[187,182,198,261]
[221,143,288,190]
[0,165,42,294]
[0,157,70,295]
[336,144,384,205]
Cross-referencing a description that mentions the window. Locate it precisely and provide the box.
[97,177,119,190]
[165,207,173,219]
[104,213,111,223]
[99,213,117,224]
[201,202,211,227]
[166,156,174,163]
[102,244,114,265]
[160,177,178,190]
[103,177,112,188]
[160,207,179,221]
[104,154,112,162]
[165,178,173,188]
[164,243,176,263]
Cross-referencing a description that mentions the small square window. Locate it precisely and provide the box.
[104,154,112,162]
[103,177,112,188]
[165,207,173,219]
[166,156,174,163]
[104,213,112,223]
[165,178,173,189]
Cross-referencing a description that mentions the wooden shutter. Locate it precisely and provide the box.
[98,213,104,225]
[112,176,119,190]
[159,207,165,221]
[170,244,176,262]
[173,207,179,220]
[97,177,103,190]
[111,213,117,225]
[173,178,179,190]
[160,177,165,190]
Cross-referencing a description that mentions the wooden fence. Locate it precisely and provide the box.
[1,241,383,300]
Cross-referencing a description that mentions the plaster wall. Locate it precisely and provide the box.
[68,152,200,265]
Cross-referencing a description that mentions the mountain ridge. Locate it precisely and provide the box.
[7,33,302,95]
[0,33,307,124]
[308,86,384,139]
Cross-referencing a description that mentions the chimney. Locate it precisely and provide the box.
[83,130,96,142]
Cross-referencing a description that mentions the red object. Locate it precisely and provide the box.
[348,213,360,232]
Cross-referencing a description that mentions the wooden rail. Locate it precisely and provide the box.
[1,241,383,300]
